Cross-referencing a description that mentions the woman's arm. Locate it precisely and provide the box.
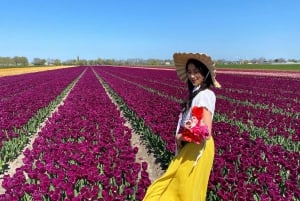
[202,107,213,136]
[176,106,213,151]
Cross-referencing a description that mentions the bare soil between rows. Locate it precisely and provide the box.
[101,75,165,182]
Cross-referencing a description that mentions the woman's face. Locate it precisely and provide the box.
[186,63,204,87]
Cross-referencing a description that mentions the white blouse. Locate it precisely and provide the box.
[174,88,216,159]
[176,88,216,133]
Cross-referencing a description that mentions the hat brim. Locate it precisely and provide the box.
[173,52,221,88]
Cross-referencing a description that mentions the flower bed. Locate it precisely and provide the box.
[93,66,300,200]
[1,65,299,200]
[0,68,150,200]
[0,67,85,173]
[98,66,299,148]
[0,67,85,144]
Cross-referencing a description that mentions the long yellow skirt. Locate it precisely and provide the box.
[143,137,214,201]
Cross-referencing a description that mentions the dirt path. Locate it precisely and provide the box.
[95,70,164,182]
[0,96,69,194]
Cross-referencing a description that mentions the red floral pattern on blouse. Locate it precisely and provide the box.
[180,106,210,144]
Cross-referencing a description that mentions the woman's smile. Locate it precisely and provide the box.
[187,63,204,86]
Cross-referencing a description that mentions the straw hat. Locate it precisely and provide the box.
[173,52,221,88]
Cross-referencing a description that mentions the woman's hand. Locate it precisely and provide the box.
[176,133,183,151]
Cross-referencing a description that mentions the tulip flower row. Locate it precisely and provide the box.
[93,68,180,154]
[94,66,299,155]
[210,120,299,200]
[93,66,299,201]
[103,67,300,113]
[2,65,299,200]
[99,66,299,148]
[0,67,85,174]
[122,65,300,114]
[93,69,174,170]
[0,67,85,144]
[0,68,151,200]
[100,66,300,115]
[218,72,300,112]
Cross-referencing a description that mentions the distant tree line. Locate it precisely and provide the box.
[0,56,174,67]
[0,56,299,67]
[0,56,29,66]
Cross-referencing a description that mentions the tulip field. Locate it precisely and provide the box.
[0,65,299,200]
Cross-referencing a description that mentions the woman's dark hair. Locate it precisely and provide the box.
[181,58,213,113]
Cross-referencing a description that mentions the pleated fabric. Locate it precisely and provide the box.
[143,137,215,201]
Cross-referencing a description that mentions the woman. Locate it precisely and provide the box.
[143,52,221,201]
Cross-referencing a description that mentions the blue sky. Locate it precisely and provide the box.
[0,0,299,62]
